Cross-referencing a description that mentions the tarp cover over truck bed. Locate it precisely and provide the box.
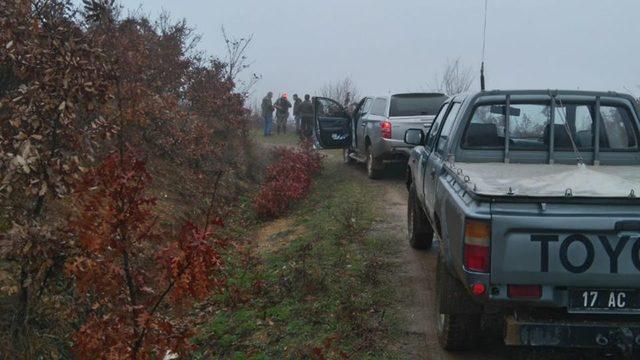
[450,162,640,198]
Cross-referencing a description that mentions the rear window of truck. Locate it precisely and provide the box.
[370,98,387,116]
[389,94,447,117]
[462,102,638,151]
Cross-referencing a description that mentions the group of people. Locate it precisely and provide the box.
[261,92,314,138]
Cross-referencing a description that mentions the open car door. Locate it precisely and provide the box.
[314,97,351,149]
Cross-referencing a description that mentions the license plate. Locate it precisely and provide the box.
[569,289,640,313]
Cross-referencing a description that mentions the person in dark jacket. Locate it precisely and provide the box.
[292,94,302,134]
[274,93,292,135]
[298,94,314,140]
[261,91,274,136]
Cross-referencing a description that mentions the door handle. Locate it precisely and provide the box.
[361,122,366,127]
[430,169,436,178]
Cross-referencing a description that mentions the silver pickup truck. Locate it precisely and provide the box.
[403,90,640,355]
[314,93,447,178]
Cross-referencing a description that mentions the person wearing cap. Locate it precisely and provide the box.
[274,93,292,135]
[292,94,302,134]
[261,91,275,136]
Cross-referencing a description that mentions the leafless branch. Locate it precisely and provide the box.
[427,58,475,96]
[221,26,260,95]
[319,77,360,106]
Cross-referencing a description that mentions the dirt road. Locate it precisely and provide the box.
[342,162,609,360]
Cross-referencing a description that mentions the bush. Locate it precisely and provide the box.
[0,0,251,357]
[253,142,324,219]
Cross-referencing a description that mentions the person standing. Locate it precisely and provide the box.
[292,94,302,134]
[343,91,351,107]
[274,93,292,135]
[261,91,275,136]
[298,94,314,140]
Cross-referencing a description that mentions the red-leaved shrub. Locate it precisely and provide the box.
[254,142,324,219]
[67,151,227,358]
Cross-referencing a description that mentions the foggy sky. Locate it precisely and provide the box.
[114,0,640,103]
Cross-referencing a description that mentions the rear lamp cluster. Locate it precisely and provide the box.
[380,121,392,139]
[463,219,491,273]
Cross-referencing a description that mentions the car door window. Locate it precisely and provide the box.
[425,102,450,151]
[360,98,372,117]
[436,102,462,155]
[370,98,387,116]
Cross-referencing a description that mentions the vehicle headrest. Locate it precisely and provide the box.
[465,123,502,147]
[543,124,573,148]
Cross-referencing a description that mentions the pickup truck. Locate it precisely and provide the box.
[314,93,447,178]
[403,90,640,355]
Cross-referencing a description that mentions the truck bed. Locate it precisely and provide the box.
[388,115,435,143]
[449,162,640,198]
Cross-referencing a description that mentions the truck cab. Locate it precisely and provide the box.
[404,90,640,354]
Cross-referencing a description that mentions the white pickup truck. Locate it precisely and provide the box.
[314,93,447,178]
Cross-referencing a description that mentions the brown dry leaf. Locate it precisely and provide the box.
[38,182,48,196]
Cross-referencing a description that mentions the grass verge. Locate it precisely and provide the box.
[192,150,401,359]
[250,128,300,147]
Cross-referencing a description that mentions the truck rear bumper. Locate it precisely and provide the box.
[371,138,412,161]
[505,315,640,349]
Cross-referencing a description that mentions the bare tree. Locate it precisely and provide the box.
[428,58,475,96]
[221,25,260,96]
[319,77,360,106]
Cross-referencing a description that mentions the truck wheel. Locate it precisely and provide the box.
[366,148,383,179]
[436,253,481,351]
[343,148,354,165]
[407,182,433,249]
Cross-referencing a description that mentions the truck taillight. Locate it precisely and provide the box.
[508,285,542,299]
[380,121,392,139]
[463,219,490,273]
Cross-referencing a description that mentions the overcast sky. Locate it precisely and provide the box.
[114,0,640,102]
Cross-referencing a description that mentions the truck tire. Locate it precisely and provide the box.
[436,253,481,351]
[366,147,383,179]
[407,182,434,249]
[343,148,354,165]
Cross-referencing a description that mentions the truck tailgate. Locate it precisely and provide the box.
[388,115,435,143]
[490,202,640,288]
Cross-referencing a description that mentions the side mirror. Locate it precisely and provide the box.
[404,129,425,146]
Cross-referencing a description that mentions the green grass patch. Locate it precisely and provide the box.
[193,151,401,359]
[251,128,299,147]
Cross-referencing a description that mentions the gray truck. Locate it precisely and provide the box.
[402,90,640,354]
[314,93,447,178]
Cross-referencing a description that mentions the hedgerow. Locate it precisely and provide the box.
[0,0,253,357]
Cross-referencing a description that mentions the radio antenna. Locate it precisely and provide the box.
[480,0,488,91]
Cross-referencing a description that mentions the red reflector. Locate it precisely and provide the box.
[508,285,542,299]
[471,283,486,296]
[464,243,490,273]
[380,121,392,139]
